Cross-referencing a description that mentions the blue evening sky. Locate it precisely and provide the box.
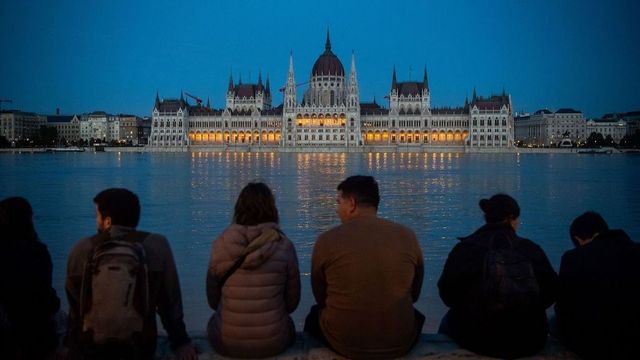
[1,0,638,119]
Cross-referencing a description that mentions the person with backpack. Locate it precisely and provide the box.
[64,188,196,360]
[555,211,640,359]
[437,194,558,358]
[0,197,61,360]
[206,182,300,357]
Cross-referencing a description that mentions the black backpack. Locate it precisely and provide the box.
[481,234,540,313]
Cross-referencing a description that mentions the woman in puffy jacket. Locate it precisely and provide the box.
[206,182,301,358]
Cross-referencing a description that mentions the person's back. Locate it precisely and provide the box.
[438,194,558,358]
[206,182,300,358]
[64,188,195,360]
[0,197,60,360]
[556,212,640,359]
[307,176,424,360]
[313,216,423,358]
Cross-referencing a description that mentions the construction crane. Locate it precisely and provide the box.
[278,81,310,92]
[0,99,12,111]
[184,92,203,106]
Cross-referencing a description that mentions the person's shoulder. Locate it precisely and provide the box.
[68,235,94,258]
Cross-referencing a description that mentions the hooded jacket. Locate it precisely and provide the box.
[206,222,300,358]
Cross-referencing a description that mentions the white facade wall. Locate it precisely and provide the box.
[586,120,628,142]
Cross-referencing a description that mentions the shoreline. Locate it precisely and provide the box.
[0,146,634,154]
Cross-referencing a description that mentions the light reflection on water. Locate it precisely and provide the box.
[1,152,639,333]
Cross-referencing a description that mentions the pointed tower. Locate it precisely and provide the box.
[391,66,398,91]
[206,97,211,109]
[421,65,431,114]
[226,72,235,110]
[257,71,264,92]
[389,66,399,112]
[422,66,429,91]
[347,51,360,110]
[325,28,331,51]
[284,52,297,110]
[472,87,477,104]
[155,91,160,110]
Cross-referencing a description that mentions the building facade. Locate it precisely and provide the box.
[586,119,627,143]
[0,110,46,142]
[46,115,81,143]
[149,34,514,150]
[514,108,586,146]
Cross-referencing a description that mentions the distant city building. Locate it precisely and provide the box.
[514,108,586,146]
[137,117,151,145]
[622,111,640,135]
[118,114,140,145]
[46,114,81,143]
[79,111,120,142]
[586,117,627,143]
[0,110,46,142]
[149,33,514,149]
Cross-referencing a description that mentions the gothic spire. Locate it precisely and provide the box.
[325,29,331,51]
[155,91,160,107]
[265,74,271,95]
[392,66,397,90]
[257,71,264,92]
[227,72,234,92]
[423,66,429,90]
[206,97,210,109]
[472,87,477,103]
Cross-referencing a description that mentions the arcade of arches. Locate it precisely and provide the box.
[362,129,469,145]
[188,130,281,145]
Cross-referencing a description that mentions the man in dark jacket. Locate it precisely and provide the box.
[438,194,559,359]
[65,188,196,360]
[555,211,640,359]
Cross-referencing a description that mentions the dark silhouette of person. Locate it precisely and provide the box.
[555,211,640,359]
[0,197,61,359]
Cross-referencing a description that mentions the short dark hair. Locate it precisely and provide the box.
[569,211,609,246]
[337,175,380,209]
[233,182,279,226]
[93,188,141,228]
[479,193,520,224]
[0,196,38,244]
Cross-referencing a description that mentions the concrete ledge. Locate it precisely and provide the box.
[156,333,578,359]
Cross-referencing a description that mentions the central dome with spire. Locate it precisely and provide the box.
[311,31,345,77]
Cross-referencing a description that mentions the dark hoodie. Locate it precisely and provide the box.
[438,223,559,358]
[555,229,640,359]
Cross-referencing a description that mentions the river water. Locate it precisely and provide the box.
[1,151,639,332]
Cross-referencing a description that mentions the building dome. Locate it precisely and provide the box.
[311,32,344,77]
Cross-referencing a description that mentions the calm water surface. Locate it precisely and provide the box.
[1,152,639,332]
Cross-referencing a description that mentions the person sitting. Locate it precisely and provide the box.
[438,193,558,358]
[65,188,196,360]
[0,197,61,360]
[305,175,424,359]
[555,211,640,359]
[206,182,300,358]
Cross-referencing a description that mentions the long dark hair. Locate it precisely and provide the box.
[233,182,279,226]
[479,193,520,224]
[0,196,39,245]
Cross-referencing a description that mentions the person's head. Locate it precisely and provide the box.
[93,188,140,232]
[233,182,279,226]
[336,175,380,224]
[479,193,521,230]
[0,196,38,244]
[569,211,609,247]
